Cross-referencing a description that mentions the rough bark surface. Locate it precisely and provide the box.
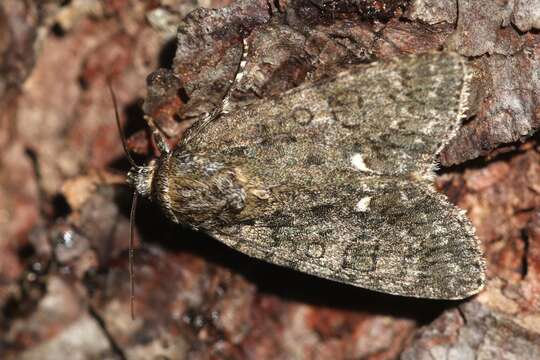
[1,0,539,359]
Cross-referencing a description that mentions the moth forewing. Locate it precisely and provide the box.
[135,52,486,300]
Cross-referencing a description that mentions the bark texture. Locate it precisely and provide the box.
[1,0,539,359]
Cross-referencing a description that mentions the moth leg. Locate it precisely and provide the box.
[183,37,250,143]
[144,115,170,155]
[222,37,249,114]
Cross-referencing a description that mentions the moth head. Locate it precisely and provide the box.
[127,160,157,198]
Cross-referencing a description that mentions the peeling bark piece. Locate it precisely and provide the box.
[405,0,457,25]
[440,52,540,166]
[235,19,377,99]
[173,0,271,116]
[234,22,311,97]
[142,68,186,139]
[446,0,518,57]
[512,0,540,32]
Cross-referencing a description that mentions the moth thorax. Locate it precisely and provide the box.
[127,160,157,197]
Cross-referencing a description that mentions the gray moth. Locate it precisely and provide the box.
[127,51,486,300]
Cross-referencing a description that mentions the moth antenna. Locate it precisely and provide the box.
[107,80,139,169]
[107,79,139,319]
[129,191,138,320]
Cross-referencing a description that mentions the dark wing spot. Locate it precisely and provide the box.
[342,235,379,273]
[292,107,314,125]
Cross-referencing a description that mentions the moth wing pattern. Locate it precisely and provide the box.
[182,52,485,299]
[213,179,484,299]
[186,52,472,178]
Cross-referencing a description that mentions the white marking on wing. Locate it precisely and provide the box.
[354,196,372,212]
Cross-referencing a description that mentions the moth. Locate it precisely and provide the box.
[117,49,486,309]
